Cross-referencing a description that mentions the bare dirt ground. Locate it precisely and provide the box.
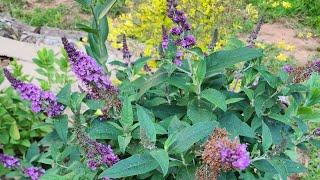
[257,22,320,64]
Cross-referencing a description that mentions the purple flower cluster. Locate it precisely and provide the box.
[77,131,119,170]
[62,38,116,98]
[4,69,64,117]
[282,64,294,73]
[122,34,132,64]
[162,26,169,50]
[0,153,20,169]
[166,0,196,66]
[218,143,251,170]
[313,128,320,136]
[24,167,45,180]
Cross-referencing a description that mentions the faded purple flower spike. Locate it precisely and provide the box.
[122,34,132,63]
[283,64,294,73]
[173,51,183,66]
[24,167,45,180]
[0,153,20,169]
[162,26,169,50]
[3,69,64,117]
[62,37,116,98]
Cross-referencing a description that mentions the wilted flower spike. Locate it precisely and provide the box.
[0,153,20,169]
[199,128,251,179]
[24,167,45,180]
[122,34,132,63]
[3,69,64,117]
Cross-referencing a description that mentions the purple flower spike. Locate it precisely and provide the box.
[182,35,196,48]
[62,37,117,98]
[282,64,294,73]
[173,51,183,66]
[0,153,20,169]
[170,27,183,36]
[162,26,169,50]
[24,167,45,180]
[3,69,64,117]
[182,22,192,31]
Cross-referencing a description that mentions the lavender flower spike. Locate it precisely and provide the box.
[3,69,64,117]
[24,167,45,180]
[0,153,20,169]
[62,37,116,98]
[162,25,169,50]
[282,64,294,73]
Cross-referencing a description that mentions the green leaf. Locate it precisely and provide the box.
[206,47,263,77]
[26,142,40,162]
[219,114,255,138]
[226,98,244,104]
[85,99,105,110]
[135,69,168,99]
[88,120,122,140]
[57,83,71,105]
[262,120,273,151]
[258,68,280,88]
[53,115,68,143]
[9,122,20,140]
[133,57,151,74]
[150,149,169,176]
[196,59,206,83]
[99,153,158,178]
[165,121,217,153]
[70,92,86,112]
[76,23,97,34]
[120,96,133,126]
[137,105,156,142]
[187,100,217,124]
[118,135,132,153]
[98,0,116,19]
[201,89,227,111]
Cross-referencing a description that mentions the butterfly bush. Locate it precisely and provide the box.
[0,153,20,169]
[76,130,119,170]
[166,0,196,65]
[62,37,117,98]
[3,69,64,117]
[198,128,250,179]
[24,167,45,180]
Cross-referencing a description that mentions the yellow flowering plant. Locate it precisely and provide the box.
[109,0,250,53]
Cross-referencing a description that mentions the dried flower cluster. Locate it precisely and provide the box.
[76,130,119,171]
[166,0,196,66]
[4,69,64,117]
[0,153,20,169]
[24,167,45,180]
[197,128,250,180]
[247,16,264,48]
[122,34,132,64]
[284,60,320,83]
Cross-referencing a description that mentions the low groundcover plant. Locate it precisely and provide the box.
[0,0,319,179]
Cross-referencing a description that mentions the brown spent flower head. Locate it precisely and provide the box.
[198,128,250,180]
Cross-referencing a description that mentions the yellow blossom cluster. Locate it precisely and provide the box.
[277,41,295,51]
[108,0,245,53]
[269,0,292,9]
